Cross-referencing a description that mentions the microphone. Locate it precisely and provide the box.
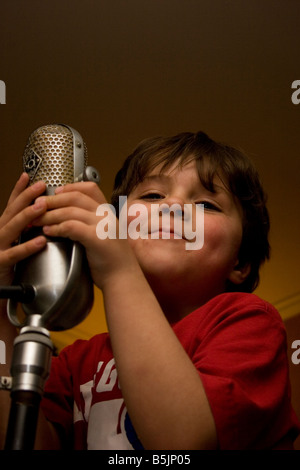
[1,124,101,450]
[7,124,100,331]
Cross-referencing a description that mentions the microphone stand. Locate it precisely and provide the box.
[0,242,94,449]
[1,307,53,450]
[0,286,53,449]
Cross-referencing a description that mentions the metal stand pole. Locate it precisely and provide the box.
[3,315,53,450]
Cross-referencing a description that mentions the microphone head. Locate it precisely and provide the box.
[22,124,90,188]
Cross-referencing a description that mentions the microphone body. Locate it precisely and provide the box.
[7,124,100,331]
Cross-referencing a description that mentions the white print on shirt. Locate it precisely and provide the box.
[291,340,300,365]
[87,399,131,449]
[74,358,136,450]
[76,358,120,421]
[96,358,120,393]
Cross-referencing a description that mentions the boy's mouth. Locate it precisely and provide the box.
[149,228,185,240]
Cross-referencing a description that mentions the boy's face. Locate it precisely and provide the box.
[126,159,247,318]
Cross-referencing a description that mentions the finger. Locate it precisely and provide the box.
[6,173,30,206]
[11,180,47,211]
[42,219,95,244]
[32,206,97,228]
[55,181,105,202]
[0,236,47,270]
[0,198,47,249]
[1,180,47,229]
[34,189,101,214]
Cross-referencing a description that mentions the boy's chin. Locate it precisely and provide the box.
[139,256,191,288]
[131,236,187,253]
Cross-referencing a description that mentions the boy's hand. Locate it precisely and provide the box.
[31,182,137,289]
[0,173,47,289]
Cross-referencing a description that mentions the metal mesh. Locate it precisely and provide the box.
[23,124,87,186]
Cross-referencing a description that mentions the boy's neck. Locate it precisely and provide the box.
[151,278,233,324]
[152,286,213,324]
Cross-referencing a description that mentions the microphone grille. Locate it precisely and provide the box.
[23,124,88,187]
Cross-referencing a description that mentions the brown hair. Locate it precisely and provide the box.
[111,131,270,293]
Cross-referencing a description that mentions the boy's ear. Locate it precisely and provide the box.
[228,261,251,285]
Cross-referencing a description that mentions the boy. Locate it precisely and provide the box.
[0,131,299,449]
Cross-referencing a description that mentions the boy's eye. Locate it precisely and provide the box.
[197,201,221,212]
[140,193,164,201]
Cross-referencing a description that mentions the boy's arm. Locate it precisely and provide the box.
[36,183,218,450]
[101,266,218,450]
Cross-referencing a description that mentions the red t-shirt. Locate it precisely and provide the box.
[41,292,300,449]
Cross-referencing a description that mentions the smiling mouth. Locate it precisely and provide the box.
[149,229,184,240]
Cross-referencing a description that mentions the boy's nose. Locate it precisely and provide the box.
[162,195,185,211]
[160,205,183,218]
[159,198,185,219]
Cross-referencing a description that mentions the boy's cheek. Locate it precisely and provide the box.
[204,218,243,257]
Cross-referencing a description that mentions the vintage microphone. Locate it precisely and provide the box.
[2,124,100,449]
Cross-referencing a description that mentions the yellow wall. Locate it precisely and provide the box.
[50,286,107,353]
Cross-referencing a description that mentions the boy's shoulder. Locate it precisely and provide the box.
[173,291,284,339]
[209,291,278,312]
[197,291,280,318]
[171,292,287,361]
[56,331,111,366]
